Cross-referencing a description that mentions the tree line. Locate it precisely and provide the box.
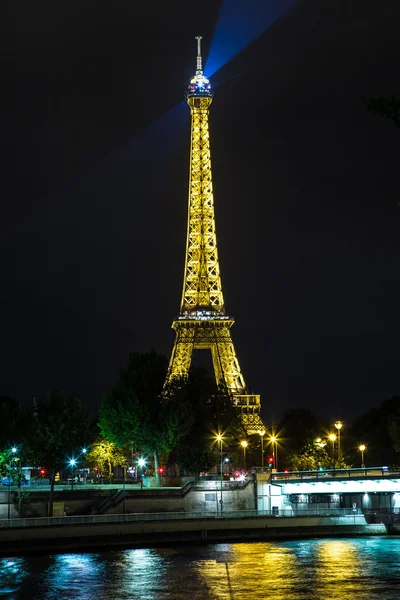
[1,350,399,515]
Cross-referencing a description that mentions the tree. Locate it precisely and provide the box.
[176,370,243,478]
[285,441,331,472]
[278,408,321,455]
[30,390,91,516]
[365,95,400,128]
[86,437,128,479]
[100,351,194,485]
[0,397,31,449]
[350,396,400,466]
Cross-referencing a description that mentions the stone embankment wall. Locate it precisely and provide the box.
[0,517,387,556]
[0,481,255,518]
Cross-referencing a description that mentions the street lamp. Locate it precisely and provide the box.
[328,434,336,468]
[359,444,366,468]
[240,441,248,472]
[216,434,224,513]
[259,430,265,468]
[81,448,88,483]
[69,459,77,490]
[224,457,230,476]
[138,458,146,489]
[7,447,18,519]
[334,421,343,462]
[270,435,278,471]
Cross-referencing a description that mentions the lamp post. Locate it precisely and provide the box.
[138,458,145,489]
[81,447,87,483]
[359,444,366,468]
[240,441,248,472]
[69,459,76,490]
[216,434,224,513]
[259,430,265,468]
[270,435,278,471]
[7,447,18,519]
[224,457,230,476]
[334,421,343,462]
[328,434,336,469]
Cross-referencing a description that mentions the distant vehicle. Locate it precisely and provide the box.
[1,476,13,485]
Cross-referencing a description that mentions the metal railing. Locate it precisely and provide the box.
[0,508,366,529]
[271,467,400,482]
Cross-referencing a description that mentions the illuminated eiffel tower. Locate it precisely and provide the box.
[166,37,264,434]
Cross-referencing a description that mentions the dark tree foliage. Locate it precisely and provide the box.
[285,441,331,472]
[30,390,91,515]
[349,396,400,467]
[0,397,34,514]
[278,408,321,453]
[365,95,400,128]
[176,368,243,479]
[0,397,31,449]
[99,351,194,485]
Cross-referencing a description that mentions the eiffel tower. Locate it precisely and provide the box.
[166,37,264,434]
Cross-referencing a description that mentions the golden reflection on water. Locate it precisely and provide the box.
[195,542,299,600]
[314,540,362,598]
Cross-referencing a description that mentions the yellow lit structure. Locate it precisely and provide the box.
[166,37,264,434]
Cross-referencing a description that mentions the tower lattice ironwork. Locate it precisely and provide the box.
[166,37,264,434]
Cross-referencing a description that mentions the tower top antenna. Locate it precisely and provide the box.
[195,36,203,73]
[187,36,211,98]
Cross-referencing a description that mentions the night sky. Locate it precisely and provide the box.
[3,0,399,423]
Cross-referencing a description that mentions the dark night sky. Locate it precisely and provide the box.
[3,0,399,424]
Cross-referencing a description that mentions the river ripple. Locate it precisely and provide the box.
[1,537,400,599]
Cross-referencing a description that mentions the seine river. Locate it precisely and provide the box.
[1,537,400,599]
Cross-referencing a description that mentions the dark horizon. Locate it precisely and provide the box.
[3,0,399,423]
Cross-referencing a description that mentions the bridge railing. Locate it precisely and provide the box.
[271,466,399,482]
[0,507,366,529]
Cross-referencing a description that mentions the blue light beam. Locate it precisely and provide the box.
[206,0,301,77]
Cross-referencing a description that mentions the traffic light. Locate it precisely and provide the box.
[159,467,164,474]
[268,456,274,464]
[40,469,46,476]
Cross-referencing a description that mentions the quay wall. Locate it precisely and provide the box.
[0,516,387,555]
[0,482,255,519]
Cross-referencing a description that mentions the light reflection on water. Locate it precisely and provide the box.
[0,537,399,600]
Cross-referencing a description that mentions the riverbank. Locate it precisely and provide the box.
[1,515,389,556]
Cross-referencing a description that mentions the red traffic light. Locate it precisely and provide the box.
[40,469,46,475]
[268,456,274,463]
[159,468,164,474]
[94,467,98,471]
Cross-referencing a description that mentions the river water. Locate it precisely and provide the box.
[1,537,399,599]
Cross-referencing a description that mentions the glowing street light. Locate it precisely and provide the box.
[69,458,77,490]
[216,433,224,512]
[7,447,19,519]
[258,430,265,468]
[334,421,343,461]
[138,457,146,489]
[240,440,248,472]
[269,434,279,471]
[359,444,366,468]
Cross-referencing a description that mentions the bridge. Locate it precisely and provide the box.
[256,467,400,517]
